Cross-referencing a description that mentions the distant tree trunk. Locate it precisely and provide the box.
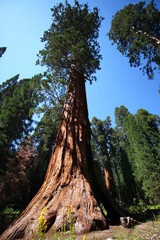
[0,67,127,240]
[104,164,115,197]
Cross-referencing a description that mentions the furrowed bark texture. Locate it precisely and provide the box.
[0,68,108,240]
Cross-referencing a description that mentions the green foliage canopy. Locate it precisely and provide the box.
[127,109,160,203]
[0,47,6,58]
[92,105,160,205]
[108,0,160,79]
[0,74,41,176]
[0,76,39,147]
[37,0,104,84]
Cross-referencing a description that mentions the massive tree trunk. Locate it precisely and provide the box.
[0,67,127,240]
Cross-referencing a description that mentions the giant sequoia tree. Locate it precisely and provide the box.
[1,1,126,239]
[108,0,160,79]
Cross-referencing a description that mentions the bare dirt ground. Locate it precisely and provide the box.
[77,225,124,240]
[76,221,160,240]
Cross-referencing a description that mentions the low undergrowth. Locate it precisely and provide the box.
[128,202,160,222]
[31,205,86,240]
[113,220,160,240]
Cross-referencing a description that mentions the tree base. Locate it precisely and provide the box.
[0,166,108,240]
[0,68,125,240]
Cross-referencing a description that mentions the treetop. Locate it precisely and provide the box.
[37,0,104,84]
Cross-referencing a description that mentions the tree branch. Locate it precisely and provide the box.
[131,26,160,46]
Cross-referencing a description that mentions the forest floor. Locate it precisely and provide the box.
[2,216,160,239]
[7,220,160,240]
[76,221,160,240]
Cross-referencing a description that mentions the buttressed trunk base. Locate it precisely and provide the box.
[0,68,108,240]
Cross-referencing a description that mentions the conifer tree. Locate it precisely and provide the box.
[0,75,40,212]
[91,116,116,196]
[108,0,160,79]
[113,106,136,205]
[127,109,160,203]
[1,2,126,239]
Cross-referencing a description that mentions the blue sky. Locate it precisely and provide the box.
[0,0,160,126]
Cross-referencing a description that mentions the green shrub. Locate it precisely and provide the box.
[3,207,20,215]
[128,199,147,214]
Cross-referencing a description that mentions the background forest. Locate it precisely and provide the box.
[0,70,160,213]
[0,0,160,235]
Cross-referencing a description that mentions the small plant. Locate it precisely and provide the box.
[54,204,77,240]
[100,203,107,217]
[31,207,47,240]
[37,207,47,239]
[53,226,57,240]
[3,207,20,215]
[31,228,35,240]
[67,204,76,239]
[31,205,87,239]
[156,213,160,222]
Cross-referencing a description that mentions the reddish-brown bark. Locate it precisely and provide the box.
[104,161,116,197]
[0,67,128,240]
[0,68,108,240]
